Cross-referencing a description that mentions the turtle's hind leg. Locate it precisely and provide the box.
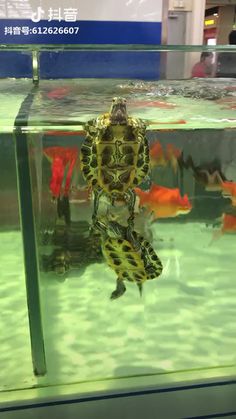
[110,278,126,300]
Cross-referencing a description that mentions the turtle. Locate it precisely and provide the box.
[94,219,163,300]
[40,220,103,276]
[80,97,150,231]
[41,249,71,276]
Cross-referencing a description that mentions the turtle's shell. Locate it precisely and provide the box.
[102,232,163,284]
[81,113,149,196]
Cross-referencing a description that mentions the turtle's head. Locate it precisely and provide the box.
[110,97,128,125]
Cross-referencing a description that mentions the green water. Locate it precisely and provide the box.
[0,78,236,393]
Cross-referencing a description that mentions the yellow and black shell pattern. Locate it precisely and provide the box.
[102,232,163,285]
[80,111,150,195]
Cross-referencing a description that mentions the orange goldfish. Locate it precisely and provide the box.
[221,181,236,205]
[134,184,192,219]
[150,141,182,172]
[222,213,236,233]
[149,141,167,167]
[43,146,78,198]
[211,212,236,242]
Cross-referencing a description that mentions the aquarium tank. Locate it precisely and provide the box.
[0,44,236,415]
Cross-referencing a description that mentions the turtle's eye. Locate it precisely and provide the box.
[112,97,117,102]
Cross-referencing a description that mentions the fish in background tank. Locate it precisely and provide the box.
[1,65,236,391]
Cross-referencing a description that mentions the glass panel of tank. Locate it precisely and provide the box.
[27,70,236,387]
[0,79,38,391]
[0,46,236,393]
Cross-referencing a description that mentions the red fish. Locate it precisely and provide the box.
[44,146,78,198]
[135,184,192,219]
[132,100,176,109]
[148,119,186,125]
[46,87,70,99]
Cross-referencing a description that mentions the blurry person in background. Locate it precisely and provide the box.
[216,30,236,78]
[191,52,214,78]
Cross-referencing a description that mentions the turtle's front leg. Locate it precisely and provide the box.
[124,188,136,229]
[124,189,141,251]
[91,187,103,226]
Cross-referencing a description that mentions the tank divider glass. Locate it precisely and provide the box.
[32,51,39,85]
[14,86,46,376]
